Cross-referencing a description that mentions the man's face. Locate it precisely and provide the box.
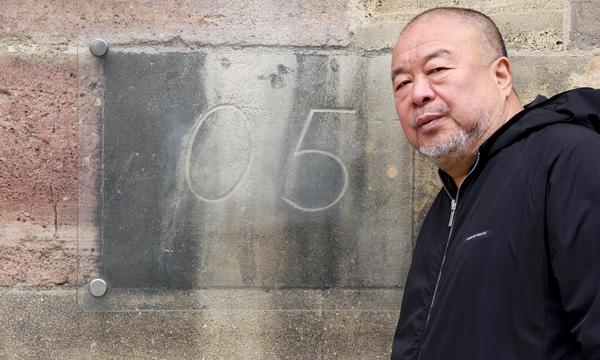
[391,16,502,159]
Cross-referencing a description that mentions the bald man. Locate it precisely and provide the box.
[390,7,600,360]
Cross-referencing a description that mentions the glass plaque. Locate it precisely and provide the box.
[77,30,413,311]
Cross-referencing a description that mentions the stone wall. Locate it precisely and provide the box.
[0,0,598,358]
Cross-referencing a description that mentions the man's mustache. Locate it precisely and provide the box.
[409,105,450,127]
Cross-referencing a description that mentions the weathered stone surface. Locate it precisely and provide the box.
[0,207,80,287]
[0,55,77,208]
[569,55,600,89]
[355,0,563,20]
[494,10,565,52]
[569,0,600,49]
[350,7,565,52]
[0,53,80,287]
[0,289,398,359]
[1,0,351,48]
[0,243,76,287]
[512,55,591,103]
[0,0,80,43]
[321,311,399,359]
[351,21,406,52]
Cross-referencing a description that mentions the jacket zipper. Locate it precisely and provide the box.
[417,153,481,360]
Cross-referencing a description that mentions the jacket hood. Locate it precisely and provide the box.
[480,87,600,157]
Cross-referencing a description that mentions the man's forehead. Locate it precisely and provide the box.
[395,44,454,61]
[391,47,453,78]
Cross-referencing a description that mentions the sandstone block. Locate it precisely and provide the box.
[1,0,352,48]
[0,290,399,359]
[0,54,77,226]
[512,55,592,103]
[569,0,600,49]
[351,2,565,52]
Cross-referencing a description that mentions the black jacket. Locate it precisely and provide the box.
[392,88,600,360]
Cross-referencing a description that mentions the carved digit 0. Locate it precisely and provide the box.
[185,105,253,203]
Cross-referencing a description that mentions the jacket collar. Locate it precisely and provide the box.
[437,88,600,196]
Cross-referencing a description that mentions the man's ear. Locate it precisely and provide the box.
[492,57,513,97]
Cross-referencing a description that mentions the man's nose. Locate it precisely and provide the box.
[411,76,435,107]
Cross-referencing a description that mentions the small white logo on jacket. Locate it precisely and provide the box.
[465,230,490,242]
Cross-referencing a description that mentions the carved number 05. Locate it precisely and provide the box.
[186,106,356,212]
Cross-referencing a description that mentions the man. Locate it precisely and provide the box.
[390,7,600,360]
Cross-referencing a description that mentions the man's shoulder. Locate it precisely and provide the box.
[523,121,600,155]
[515,122,600,184]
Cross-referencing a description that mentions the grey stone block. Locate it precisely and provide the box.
[511,55,587,104]
[1,0,352,48]
[494,10,565,52]
[355,0,563,19]
[350,9,565,53]
[0,289,399,360]
[569,0,600,49]
[77,23,352,51]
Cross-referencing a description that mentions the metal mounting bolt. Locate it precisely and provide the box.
[89,39,109,57]
[89,278,108,297]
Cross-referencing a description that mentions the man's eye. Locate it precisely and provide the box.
[396,80,411,91]
[430,67,448,74]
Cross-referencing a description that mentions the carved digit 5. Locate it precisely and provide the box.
[282,109,356,212]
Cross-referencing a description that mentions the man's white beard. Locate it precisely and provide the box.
[418,110,492,163]
[419,129,470,158]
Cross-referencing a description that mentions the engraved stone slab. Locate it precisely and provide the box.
[78,45,413,311]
